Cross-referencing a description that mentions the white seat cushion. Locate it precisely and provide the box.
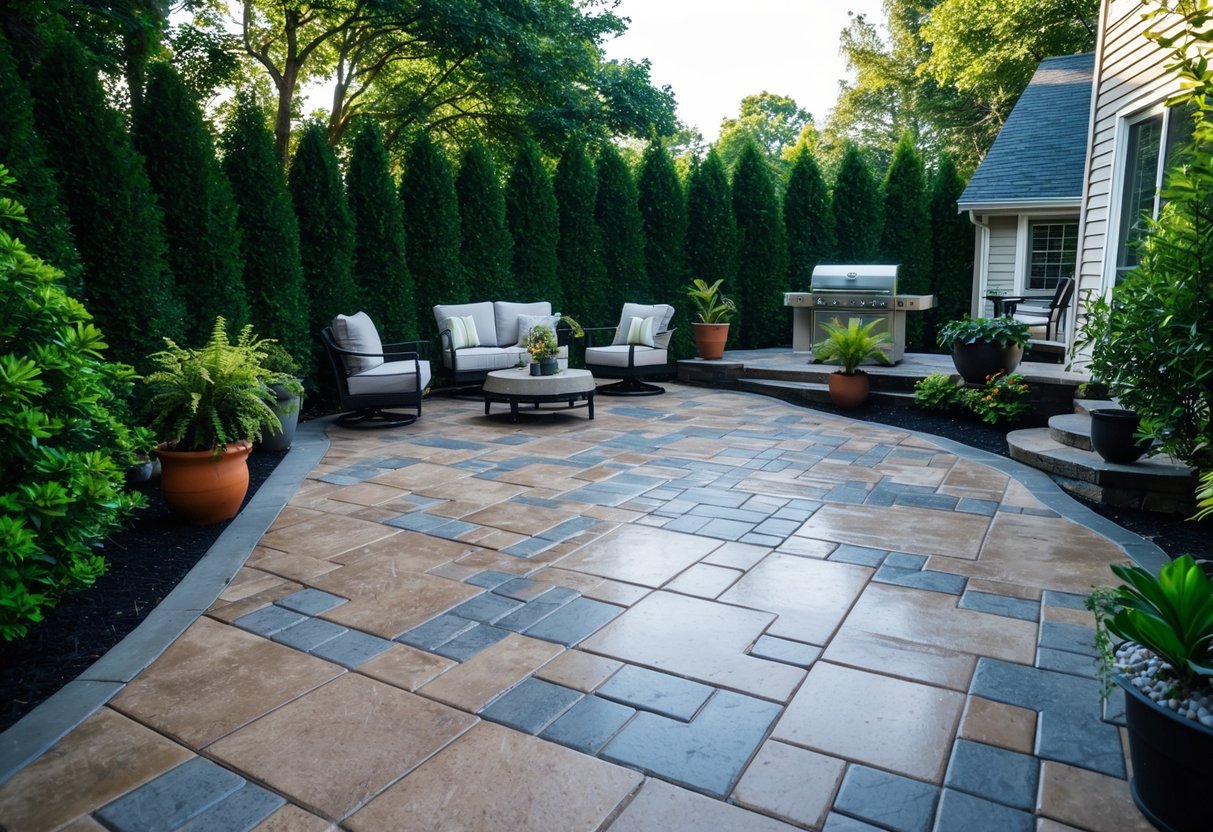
[611,303,675,345]
[346,359,432,396]
[331,312,384,373]
[434,302,496,347]
[585,344,669,368]
[442,346,530,373]
[494,301,552,347]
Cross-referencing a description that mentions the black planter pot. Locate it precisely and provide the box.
[258,382,301,453]
[950,341,1023,385]
[1117,674,1213,832]
[1089,408,1150,464]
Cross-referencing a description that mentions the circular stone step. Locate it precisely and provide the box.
[1048,413,1092,451]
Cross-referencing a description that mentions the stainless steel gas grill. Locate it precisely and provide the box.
[784,264,935,364]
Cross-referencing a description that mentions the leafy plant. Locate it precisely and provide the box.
[1195,469,1213,522]
[559,315,585,339]
[1087,555,1213,698]
[937,316,1031,349]
[914,372,965,410]
[814,317,892,375]
[0,168,149,640]
[965,371,1032,424]
[525,324,560,362]
[260,343,305,400]
[144,317,281,454]
[685,278,737,324]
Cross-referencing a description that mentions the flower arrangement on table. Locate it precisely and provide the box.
[525,324,560,375]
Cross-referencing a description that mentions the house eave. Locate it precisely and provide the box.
[957,196,1082,214]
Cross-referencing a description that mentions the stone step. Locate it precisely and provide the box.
[1073,398,1118,416]
[1048,413,1092,451]
[738,364,925,392]
[1006,427,1198,514]
[735,377,917,408]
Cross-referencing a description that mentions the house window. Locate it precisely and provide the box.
[1114,105,1194,281]
[1028,222,1078,290]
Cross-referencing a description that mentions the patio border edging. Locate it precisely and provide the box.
[0,418,332,786]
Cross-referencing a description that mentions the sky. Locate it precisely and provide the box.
[601,0,887,141]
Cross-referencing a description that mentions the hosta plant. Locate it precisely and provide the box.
[936,316,1031,349]
[914,372,964,410]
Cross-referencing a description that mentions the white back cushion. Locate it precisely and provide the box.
[434,302,495,347]
[494,301,552,348]
[515,313,563,346]
[611,303,674,345]
[331,312,384,373]
[442,315,481,349]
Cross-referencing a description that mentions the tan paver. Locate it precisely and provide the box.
[556,525,720,587]
[608,778,799,832]
[534,649,624,692]
[417,633,564,712]
[703,541,776,570]
[257,514,399,559]
[252,804,337,831]
[313,560,480,638]
[581,578,653,606]
[822,627,976,691]
[731,741,846,829]
[1037,761,1155,832]
[959,696,1038,755]
[462,501,576,535]
[357,644,456,691]
[796,503,992,559]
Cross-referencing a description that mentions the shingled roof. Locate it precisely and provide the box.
[958,52,1094,210]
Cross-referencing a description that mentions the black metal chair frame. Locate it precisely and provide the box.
[999,277,1076,342]
[321,327,429,428]
[583,325,677,396]
[438,322,574,391]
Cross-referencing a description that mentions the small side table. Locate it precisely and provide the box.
[482,367,596,422]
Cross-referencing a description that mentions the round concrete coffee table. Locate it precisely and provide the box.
[483,367,596,422]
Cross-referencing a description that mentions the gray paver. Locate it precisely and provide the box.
[308,629,395,668]
[1042,590,1089,609]
[958,591,1040,622]
[832,765,939,832]
[465,571,516,590]
[523,597,623,646]
[874,566,967,595]
[537,516,599,542]
[696,518,757,541]
[944,739,1038,811]
[1036,646,1097,678]
[600,690,781,799]
[970,658,1100,712]
[480,677,583,734]
[1035,708,1126,778]
[397,613,477,650]
[540,695,635,754]
[885,552,928,570]
[274,588,347,616]
[495,587,580,632]
[686,505,772,524]
[95,757,244,832]
[596,665,714,721]
[739,532,785,547]
[385,512,452,533]
[1038,621,1097,657]
[822,814,886,832]
[932,789,1033,832]
[494,578,547,601]
[956,498,999,516]
[748,635,821,668]
[828,544,887,567]
[271,617,348,652]
[895,492,960,511]
[433,623,511,661]
[449,593,524,624]
[751,518,803,537]
[176,782,285,832]
[232,605,307,637]
[501,537,558,558]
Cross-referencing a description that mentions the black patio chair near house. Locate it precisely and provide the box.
[1002,277,1076,342]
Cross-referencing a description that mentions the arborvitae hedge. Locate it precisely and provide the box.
[506,139,561,306]
[784,144,835,291]
[347,120,418,340]
[135,61,248,343]
[221,94,312,377]
[401,133,464,334]
[456,141,513,302]
[880,132,931,348]
[686,149,738,287]
[928,154,974,345]
[289,122,359,346]
[732,141,787,349]
[553,140,604,322]
[32,32,183,367]
[0,29,80,292]
[594,144,645,323]
[637,139,687,307]
[833,143,882,263]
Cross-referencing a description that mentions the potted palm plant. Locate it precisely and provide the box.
[144,318,281,524]
[685,278,736,360]
[937,316,1031,385]
[1088,555,1213,832]
[813,317,891,408]
[257,343,305,452]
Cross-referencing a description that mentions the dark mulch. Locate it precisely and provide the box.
[0,450,285,734]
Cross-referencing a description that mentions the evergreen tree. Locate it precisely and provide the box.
[880,132,932,347]
[505,139,561,306]
[135,61,248,343]
[594,144,645,322]
[32,32,183,366]
[221,94,311,376]
[732,141,788,349]
[833,143,882,262]
[0,29,80,291]
[553,139,604,322]
[289,122,359,345]
[456,141,513,302]
[784,143,835,291]
[637,138,687,306]
[686,149,738,287]
[928,154,974,346]
[401,133,463,332]
[347,120,417,340]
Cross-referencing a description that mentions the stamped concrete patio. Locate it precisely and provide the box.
[0,386,1166,831]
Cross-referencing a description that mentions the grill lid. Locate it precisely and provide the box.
[810,264,899,295]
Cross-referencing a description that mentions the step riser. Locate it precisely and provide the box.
[734,379,915,408]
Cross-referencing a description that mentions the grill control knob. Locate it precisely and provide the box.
[830,300,839,306]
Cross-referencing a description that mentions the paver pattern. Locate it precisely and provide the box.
[0,386,1159,830]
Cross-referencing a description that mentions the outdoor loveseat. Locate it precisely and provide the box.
[433,301,572,387]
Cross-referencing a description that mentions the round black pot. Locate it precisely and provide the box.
[1117,674,1213,832]
[950,341,1023,385]
[258,383,300,453]
[1089,408,1150,464]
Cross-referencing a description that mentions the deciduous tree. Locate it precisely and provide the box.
[717,92,812,180]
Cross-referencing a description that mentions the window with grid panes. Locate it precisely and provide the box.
[1028,222,1078,290]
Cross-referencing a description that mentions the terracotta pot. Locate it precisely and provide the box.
[828,371,870,408]
[691,322,730,360]
[156,441,252,525]
[1090,408,1151,464]
[950,341,1023,385]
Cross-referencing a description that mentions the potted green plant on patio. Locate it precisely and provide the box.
[685,278,736,360]
[813,317,891,408]
[1088,555,1213,832]
[525,324,560,376]
[937,316,1030,385]
[257,342,305,452]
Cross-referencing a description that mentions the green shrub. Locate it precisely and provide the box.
[784,143,834,292]
[833,143,882,262]
[964,371,1032,424]
[594,144,645,322]
[927,155,974,348]
[637,138,687,303]
[914,373,964,410]
[506,139,561,306]
[457,141,514,302]
[686,149,738,297]
[402,133,464,330]
[880,133,931,348]
[0,170,149,640]
[732,141,788,348]
[553,140,604,323]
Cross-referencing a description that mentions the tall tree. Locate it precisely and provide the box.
[783,142,835,291]
[637,139,687,304]
[927,154,974,344]
[221,94,311,376]
[594,144,646,320]
[717,91,813,181]
[0,29,79,291]
[289,122,359,347]
[455,141,513,301]
[731,141,788,349]
[505,139,561,305]
[401,132,463,332]
[880,132,932,348]
[686,149,738,290]
[32,32,183,366]
[135,61,248,343]
[553,140,604,321]
[347,119,417,340]
[832,143,882,263]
